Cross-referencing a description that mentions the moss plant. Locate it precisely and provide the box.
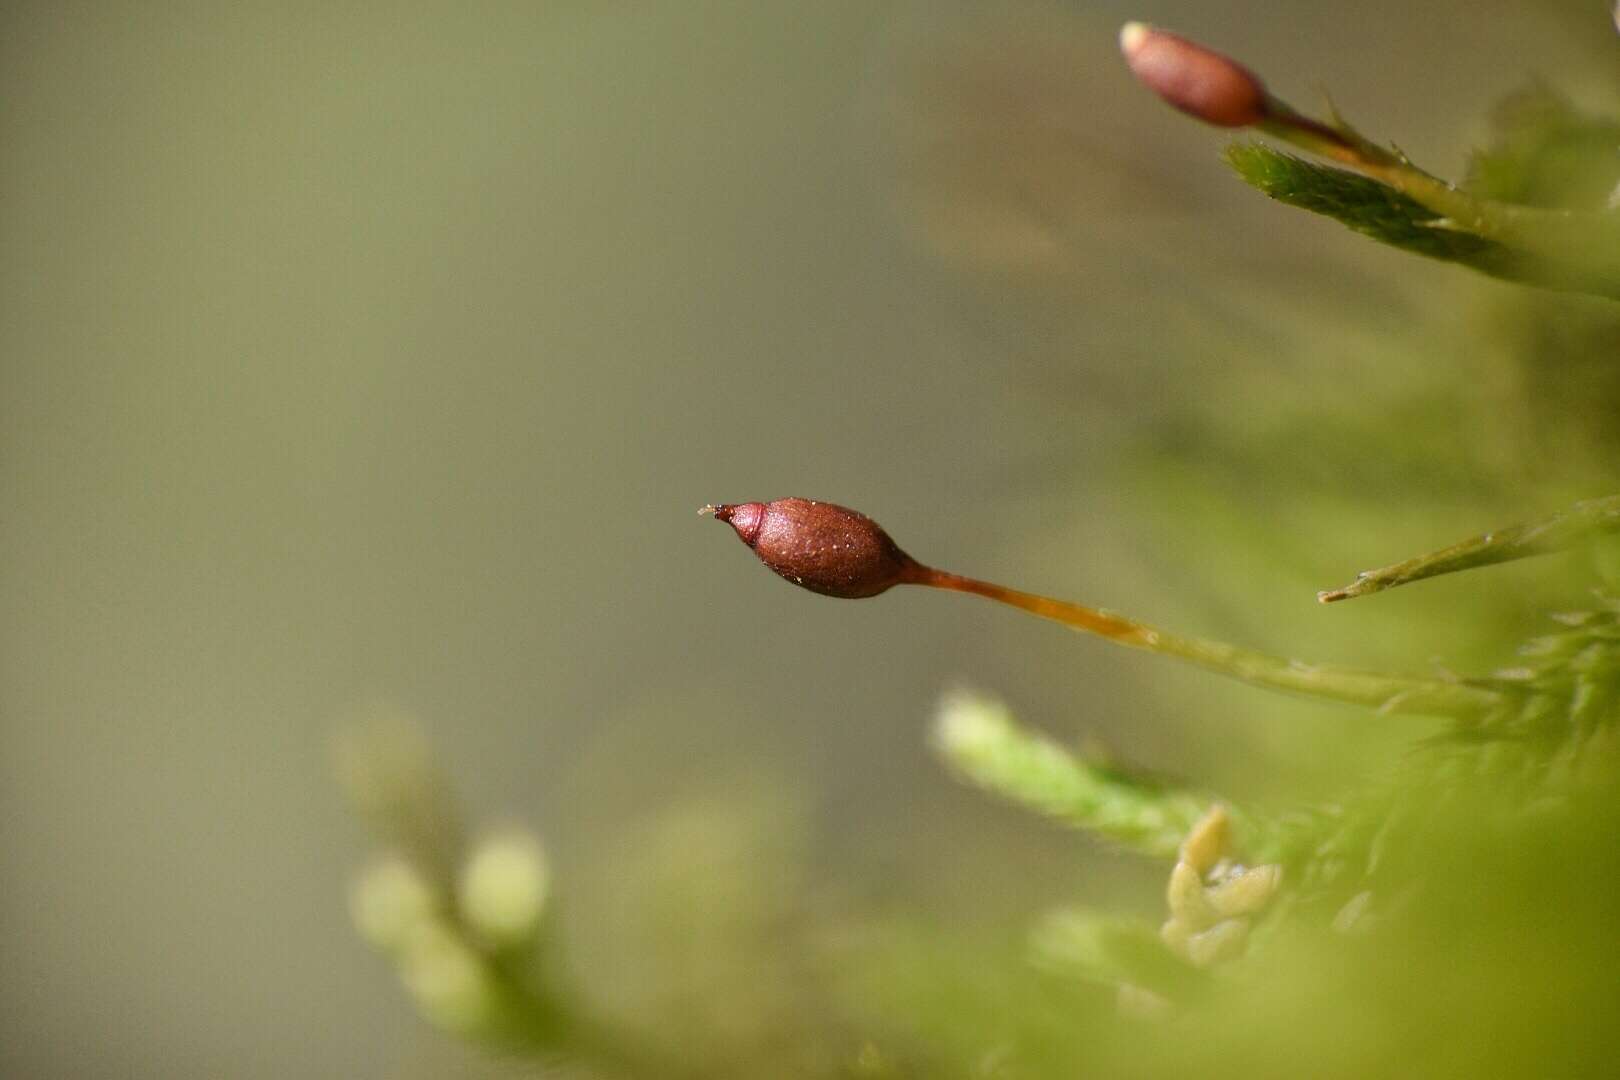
[340,16,1620,1079]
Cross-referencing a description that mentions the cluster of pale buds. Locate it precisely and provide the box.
[1158,805,1282,969]
[350,831,550,1034]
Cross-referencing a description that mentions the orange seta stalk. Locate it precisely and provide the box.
[904,564,1155,645]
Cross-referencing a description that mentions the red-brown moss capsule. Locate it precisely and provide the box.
[704,498,919,599]
[703,496,1506,719]
[1119,22,1268,128]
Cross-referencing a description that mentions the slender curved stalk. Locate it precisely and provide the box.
[906,565,1502,719]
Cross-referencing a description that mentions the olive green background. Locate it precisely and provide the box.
[2,2,1610,1076]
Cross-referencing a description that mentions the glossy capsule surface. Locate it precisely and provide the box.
[710,498,918,599]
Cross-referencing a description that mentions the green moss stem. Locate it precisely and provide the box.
[914,567,1502,719]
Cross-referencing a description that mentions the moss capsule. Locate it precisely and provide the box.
[1119,22,1268,128]
[705,498,919,599]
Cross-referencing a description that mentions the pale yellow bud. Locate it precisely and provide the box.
[1179,804,1230,875]
[1184,917,1250,969]
[1205,863,1283,919]
[349,855,438,954]
[1165,860,1214,927]
[397,920,499,1034]
[1159,915,1192,959]
[457,831,550,949]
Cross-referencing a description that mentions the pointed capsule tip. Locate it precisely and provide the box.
[1119,21,1151,57]
[710,501,765,546]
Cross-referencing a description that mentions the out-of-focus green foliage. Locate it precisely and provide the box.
[1228,79,1620,299]
[1466,83,1620,209]
[337,20,1620,1080]
[1226,144,1509,268]
[933,689,1216,859]
[1226,140,1620,298]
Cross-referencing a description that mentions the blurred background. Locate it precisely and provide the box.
[3,2,1617,1076]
